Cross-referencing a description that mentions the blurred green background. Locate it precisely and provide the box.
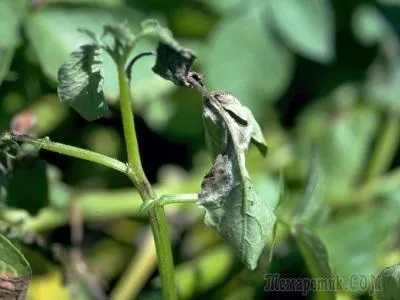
[0,0,399,299]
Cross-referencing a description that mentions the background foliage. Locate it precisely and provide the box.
[0,0,399,299]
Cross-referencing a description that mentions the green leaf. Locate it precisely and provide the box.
[0,1,26,86]
[0,234,31,299]
[352,4,390,46]
[317,206,398,291]
[205,6,293,115]
[375,264,400,300]
[297,104,379,200]
[0,1,22,49]
[292,226,335,300]
[198,91,274,270]
[293,146,325,226]
[0,47,15,86]
[269,0,335,63]
[366,57,400,112]
[58,44,110,121]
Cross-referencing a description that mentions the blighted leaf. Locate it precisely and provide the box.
[375,264,400,300]
[269,0,335,63]
[58,44,110,121]
[25,6,173,104]
[142,19,197,86]
[152,42,196,86]
[198,91,273,270]
[0,234,31,299]
[292,226,336,300]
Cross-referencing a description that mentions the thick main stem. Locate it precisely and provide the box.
[117,64,177,300]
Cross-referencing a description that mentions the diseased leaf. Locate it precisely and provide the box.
[142,19,197,86]
[0,234,31,299]
[198,91,273,270]
[269,0,335,63]
[375,264,400,300]
[25,6,173,105]
[57,44,110,121]
[152,43,196,87]
[292,226,336,300]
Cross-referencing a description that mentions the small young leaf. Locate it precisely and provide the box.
[375,264,400,300]
[0,234,31,299]
[198,91,273,270]
[102,22,135,58]
[57,44,110,121]
[292,226,336,300]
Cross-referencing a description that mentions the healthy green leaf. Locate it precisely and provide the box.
[198,91,274,270]
[205,7,293,115]
[297,104,379,200]
[58,44,110,121]
[375,264,400,300]
[269,0,335,63]
[352,4,390,46]
[366,57,400,112]
[0,234,31,299]
[0,1,21,49]
[0,1,25,86]
[0,47,15,86]
[292,226,336,300]
[293,146,326,226]
[317,206,398,291]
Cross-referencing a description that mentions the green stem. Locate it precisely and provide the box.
[140,194,198,214]
[159,194,198,206]
[13,135,127,174]
[366,112,400,180]
[116,64,177,300]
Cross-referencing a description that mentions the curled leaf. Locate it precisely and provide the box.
[57,44,110,121]
[143,19,197,86]
[152,42,196,86]
[198,91,273,270]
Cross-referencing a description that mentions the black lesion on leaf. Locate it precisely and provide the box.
[152,42,197,87]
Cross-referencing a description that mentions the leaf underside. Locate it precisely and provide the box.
[199,91,273,270]
[57,44,110,121]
